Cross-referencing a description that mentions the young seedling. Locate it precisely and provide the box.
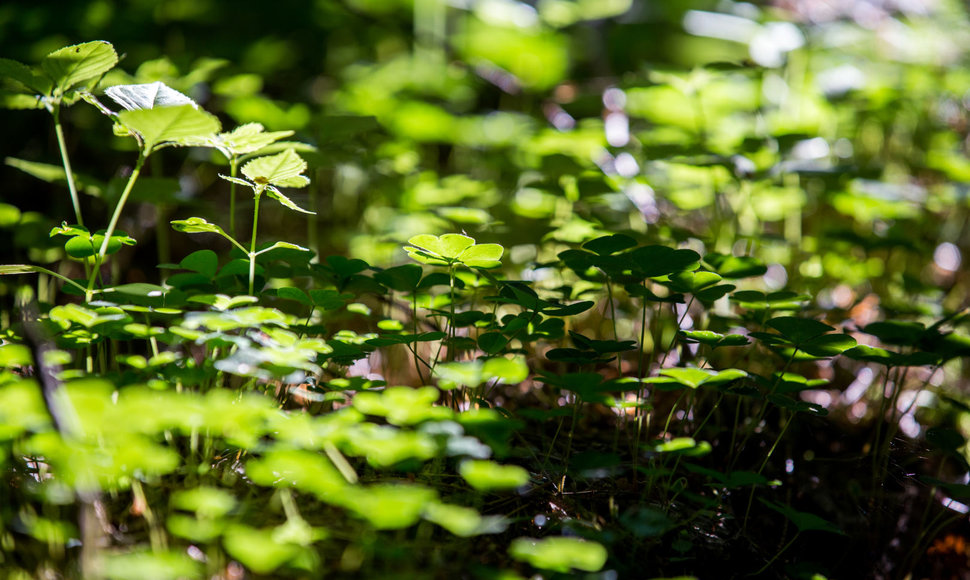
[174,148,314,295]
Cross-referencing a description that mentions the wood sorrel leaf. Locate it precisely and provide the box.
[408,234,476,260]
[459,243,504,269]
[509,537,607,573]
[459,460,529,491]
[582,233,637,256]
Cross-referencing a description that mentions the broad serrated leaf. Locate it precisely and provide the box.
[41,41,117,95]
[118,104,220,151]
[0,58,51,94]
[105,81,196,111]
[241,149,308,188]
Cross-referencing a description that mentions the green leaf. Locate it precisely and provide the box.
[182,122,294,158]
[679,330,749,348]
[42,41,118,95]
[179,249,218,278]
[0,57,51,94]
[665,270,722,294]
[459,460,529,491]
[264,185,315,214]
[482,356,529,384]
[223,525,302,574]
[423,502,506,537]
[241,149,309,188]
[767,317,835,344]
[104,81,195,110]
[704,253,768,279]
[374,264,423,293]
[583,233,637,256]
[102,549,201,580]
[862,321,926,347]
[408,234,476,260]
[171,217,229,237]
[478,332,510,355]
[509,537,608,573]
[256,241,312,255]
[341,484,437,530]
[6,157,104,197]
[459,242,504,269]
[118,104,221,152]
[630,245,701,277]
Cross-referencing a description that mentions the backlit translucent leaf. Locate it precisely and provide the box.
[42,41,117,94]
[459,242,504,269]
[105,81,195,111]
[182,122,294,157]
[509,537,608,573]
[408,233,476,260]
[118,105,220,151]
[242,149,309,188]
[482,356,529,384]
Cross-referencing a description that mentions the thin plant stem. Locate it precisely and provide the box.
[52,105,84,227]
[248,191,263,296]
[659,296,694,369]
[86,153,146,301]
[229,157,240,238]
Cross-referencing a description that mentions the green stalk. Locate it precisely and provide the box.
[86,153,146,301]
[229,157,240,238]
[248,190,263,296]
[52,105,85,227]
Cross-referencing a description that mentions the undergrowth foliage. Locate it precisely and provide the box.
[2,10,970,579]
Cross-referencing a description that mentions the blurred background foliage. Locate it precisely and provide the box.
[3,0,970,325]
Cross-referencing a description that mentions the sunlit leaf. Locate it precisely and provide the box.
[509,537,608,573]
[105,81,195,111]
[459,459,529,491]
[42,41,118,95]
[118,104,221,151]
[241,148,309,188]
